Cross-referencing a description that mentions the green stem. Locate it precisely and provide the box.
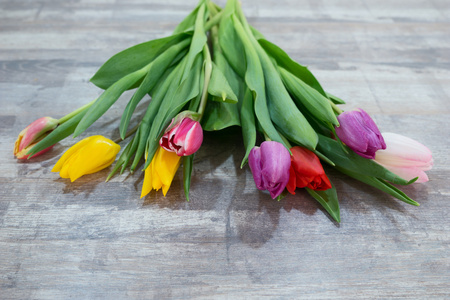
[329,100,343,114]
[114,123,138,144]
[57,98,96,124]
[204,9,223,31]
[198,45,212,121]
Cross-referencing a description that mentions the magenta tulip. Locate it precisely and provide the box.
[160,117,203,156]
[248,141,291,199]
[14,117,59,159]
[335,109,386,159]
[374,132,433,183]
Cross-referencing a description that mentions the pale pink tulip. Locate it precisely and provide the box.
[374,132,433,183]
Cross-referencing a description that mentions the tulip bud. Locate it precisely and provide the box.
[374,132,433,183]
[14,117,59,159]
[52,135,120,182]
[286,146,332,193]
[160,116,203,156]
[335,109,386,159]
[248,141,291,199]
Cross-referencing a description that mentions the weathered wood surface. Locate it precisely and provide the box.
[1,0,449,298]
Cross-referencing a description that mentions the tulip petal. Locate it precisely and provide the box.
[288,146,332,192]
[248,146,263,190]
[52,135,120,182]
[378,165,428,183]
[160,117,203,156]
[52,136,95,172]
[248,141,291,199]
[335,109,385,159]
[141,163,153,198]
[374,132,433,183]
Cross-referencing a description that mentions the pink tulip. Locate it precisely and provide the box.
[160,117,203,156]
[374,132,433,183]
[14,117,59,159]
[248,141,291,199]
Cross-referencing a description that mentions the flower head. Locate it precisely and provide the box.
[141,147,182,198]
[160,116,203,156]
[335,109,386,159]
[14,117,59,159]
[248,141,291,199]
[374,132,433,183]
[286,146,332,193]
[52,135,120,182]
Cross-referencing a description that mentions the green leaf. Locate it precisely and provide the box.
[90,33,189,90]
[202,100,240,131]
[181,3,207,81]
[183,155,194,201]
[336,167,419,206]
[218,1,246,78]
[119,38,191,139]
[74,69,146,137]
[259,47,318,150]
[231,14,287,149]
[144,55,203,170]
[259,38,328,97]
[106,130,140,181]
[173,4,200,34]
[250,26,265,40]
[326,92,346,105]
[27,108,87,157]
[207,62,238,103]
[317,134,416,185]
[129,64,182,172]
[239,88,256,168]
[306,182,340,223]
[280,67,339,126]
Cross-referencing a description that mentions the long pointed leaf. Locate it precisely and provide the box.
[306,181,340,223]
[119,39,191,139]
[336,167,419,206]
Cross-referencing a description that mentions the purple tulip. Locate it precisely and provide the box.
[248,141,291,199]
[335,109,386,159]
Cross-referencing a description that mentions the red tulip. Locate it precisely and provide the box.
[286,146,332,193]
[14,117,58,159]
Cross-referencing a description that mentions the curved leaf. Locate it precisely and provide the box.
[90,33,189,90]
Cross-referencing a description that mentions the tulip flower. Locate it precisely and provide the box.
[248,141,291,199]
[374,132,433,183]
[52,135,120,182]
[335,109,386,159]
[160,116,203,156]
[14,117,59,159]
[286,146,332,194]
[141,147,182,198]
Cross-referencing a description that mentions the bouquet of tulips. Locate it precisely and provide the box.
[14,0,433,223]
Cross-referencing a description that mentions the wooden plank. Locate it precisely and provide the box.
[0,0,449,298]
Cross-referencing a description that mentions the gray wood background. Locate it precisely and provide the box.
[1,0,449,298]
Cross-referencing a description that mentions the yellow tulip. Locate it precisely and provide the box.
[52,135,120,182]
[141,147,181,198]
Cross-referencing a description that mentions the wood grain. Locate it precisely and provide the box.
[1,0,449,298]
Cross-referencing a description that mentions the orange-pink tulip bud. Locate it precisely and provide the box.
[14,117,58,159]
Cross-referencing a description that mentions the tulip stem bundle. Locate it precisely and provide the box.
[15,0,433,223]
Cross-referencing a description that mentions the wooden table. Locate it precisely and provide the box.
[1,0,449,298]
